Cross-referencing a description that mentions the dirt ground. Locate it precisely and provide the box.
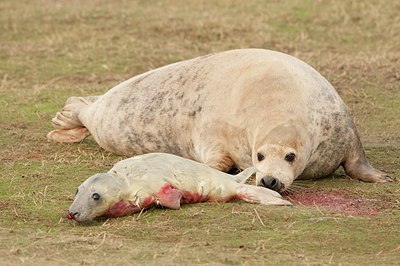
[1,0,399,265]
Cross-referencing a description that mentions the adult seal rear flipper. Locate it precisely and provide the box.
[47,127,90,143]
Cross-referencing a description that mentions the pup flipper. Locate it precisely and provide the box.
[156,184,182,209]
[233,167,258,183]
[236,184,292,206]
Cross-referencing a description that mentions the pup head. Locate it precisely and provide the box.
[67,173,129,222]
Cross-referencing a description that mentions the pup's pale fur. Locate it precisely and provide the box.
[67,153,291,222]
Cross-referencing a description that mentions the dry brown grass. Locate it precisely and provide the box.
[1,0,400,265]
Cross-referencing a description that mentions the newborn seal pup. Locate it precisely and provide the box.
[49,49,393,193]
[66,153,291,222]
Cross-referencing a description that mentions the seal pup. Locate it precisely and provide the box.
[66,153,292,222]
[49,49,393,193]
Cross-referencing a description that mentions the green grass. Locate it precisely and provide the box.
[1,0,399,265]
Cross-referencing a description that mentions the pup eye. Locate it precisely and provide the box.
[257,153,265,161]
[92,193,101,201]
[284,153,296,163]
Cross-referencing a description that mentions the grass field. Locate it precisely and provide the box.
[1,0,399,265]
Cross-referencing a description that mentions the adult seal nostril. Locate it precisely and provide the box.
[260,176,283,192]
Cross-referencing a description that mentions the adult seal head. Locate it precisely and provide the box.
[48,49,394,193]
[67,153,291,222]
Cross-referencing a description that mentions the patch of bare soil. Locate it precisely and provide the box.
[286,189,381,217]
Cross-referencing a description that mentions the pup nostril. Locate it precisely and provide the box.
[67,211,79,220]
[270,178,277,187]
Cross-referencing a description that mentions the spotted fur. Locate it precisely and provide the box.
[48,49,393,191]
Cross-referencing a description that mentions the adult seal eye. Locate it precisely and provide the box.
[92,193,101,201]
[257,153,265,161]
[285,153,296,163]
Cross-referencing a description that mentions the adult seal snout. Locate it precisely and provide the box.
[67,153,291,222]
[260,176,284,192]
[48,49,394,192]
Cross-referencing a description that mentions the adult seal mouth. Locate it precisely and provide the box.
[48,49,394,192]
[66,153,292,222]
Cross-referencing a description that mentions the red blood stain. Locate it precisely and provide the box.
[157,183,210,204]
[103,200,141,218]
[181,191,209,204]
[157,183,236,205]
[158,184,176,195]
[286,189,380,217]
[156,184,182,209]
[141,196,156,208]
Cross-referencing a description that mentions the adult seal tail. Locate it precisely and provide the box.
[66,153,291,222]
[49,49,394,193]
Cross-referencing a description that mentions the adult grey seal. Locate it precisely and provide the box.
[49,49,393,193]
[66,153,291,222]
